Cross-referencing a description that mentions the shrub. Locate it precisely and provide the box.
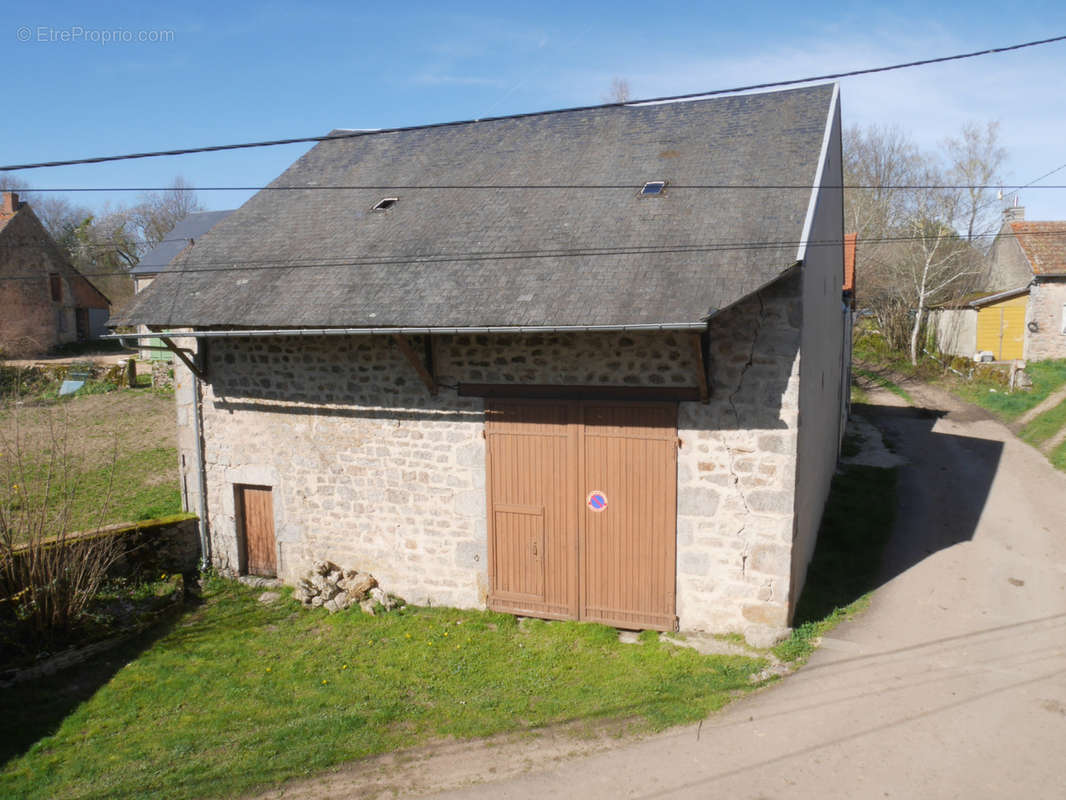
[0,397,121,653]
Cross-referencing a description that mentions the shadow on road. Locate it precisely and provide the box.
[794,401,1002,626]
[859,402,1003,586]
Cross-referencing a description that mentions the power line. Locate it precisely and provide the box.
[16,183,1066,192]
[2,34,1064,174]
[5,227,1064,282]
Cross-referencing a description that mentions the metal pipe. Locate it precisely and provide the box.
[103,321,708,341]
[191,370,211,569]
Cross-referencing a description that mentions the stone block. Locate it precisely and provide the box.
[678,487,720,517]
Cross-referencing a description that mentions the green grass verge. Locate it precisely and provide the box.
[1020,398,1066,447]
[9,446,182,537]
[953,359,1066,421]
[853,368,913,404]
[772,464,899,665]
[1050,438,1066,472]
[0,578,768,799]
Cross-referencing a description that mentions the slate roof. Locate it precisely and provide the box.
[113,84,838,329]
[130,210,235,275]
[1009,221,1066,276]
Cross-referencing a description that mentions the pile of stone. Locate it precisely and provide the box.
[293,560,402,614]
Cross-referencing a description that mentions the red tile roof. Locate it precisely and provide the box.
[1009,221,1066,276]
[843,232,857,302]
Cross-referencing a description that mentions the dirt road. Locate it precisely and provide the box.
[258,382,1066,799]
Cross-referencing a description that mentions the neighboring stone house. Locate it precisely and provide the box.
[130,210,234,359]
[936,207,1066,361]
[113,84,845,643]
[0,192,111,356]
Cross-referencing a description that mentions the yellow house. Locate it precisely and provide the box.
[973,287,1028,361]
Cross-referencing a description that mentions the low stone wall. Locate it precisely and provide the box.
[3,514,200,592]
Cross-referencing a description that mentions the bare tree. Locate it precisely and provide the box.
[604,77,631,103]
[132,176,204,250]
[944,121,1006,242]
[0,393,121,649]
[844,121,1004,364]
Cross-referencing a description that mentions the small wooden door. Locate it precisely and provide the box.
[485,400,677,630]
[236,485,277,577]
[485,402,579,620]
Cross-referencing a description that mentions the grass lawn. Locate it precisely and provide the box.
[951,359,1066,422]
[1020,398,1066,447]
[0,388,180,537]
[0,579,768,799]
[1051,439,1066,471]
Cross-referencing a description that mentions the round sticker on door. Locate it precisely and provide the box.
[587,491,608,512]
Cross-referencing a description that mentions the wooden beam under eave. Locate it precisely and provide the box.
[392,334,438,395]
[159,336,206,381]
[689,332,709,404]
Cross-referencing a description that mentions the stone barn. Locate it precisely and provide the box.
[112,83,845,643]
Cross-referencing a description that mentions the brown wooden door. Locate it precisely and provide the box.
[485,400,677,630]
[580,403,677,630]
[236,485,277,577]
[485,401,579,620]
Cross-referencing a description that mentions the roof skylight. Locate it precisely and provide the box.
[640,181,666,196]
[372,197,398,211]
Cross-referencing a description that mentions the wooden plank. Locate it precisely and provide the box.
[238,485,277,577]
[580,403,678,631]
[462,383,700,402]
[689,332,710,404]
[485,401,574,619]
[392,334,438,395]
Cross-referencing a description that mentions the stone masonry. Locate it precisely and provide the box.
[174,274,806,640]
[1025,280,1066,361]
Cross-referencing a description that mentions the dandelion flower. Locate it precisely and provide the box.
[443,631,448,637]
[322,679,328,685]
[265,667,271,673]
[405,633,411,639]
[342,664,349,670]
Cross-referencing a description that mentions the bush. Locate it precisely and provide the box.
[0,400,121,653]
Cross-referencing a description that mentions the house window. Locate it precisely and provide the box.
[49,273,61,301]
[640,181,666,196]
[1061,303,1066,335]
[371,197,398,211]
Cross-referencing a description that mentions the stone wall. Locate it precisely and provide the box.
[436,331,698,387]
[675,276,802,638]
[987,226,1033,292]
[197,335,489,609]
[173,299,811,638]
[1025,280,1066,361]
[1,515,200,597]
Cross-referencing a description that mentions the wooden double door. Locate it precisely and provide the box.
[485,399,678,631]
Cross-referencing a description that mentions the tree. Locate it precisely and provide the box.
[944,121,1006,242]
[604,77,631,103]
[844,121,1004,364]
[131,176,204,251]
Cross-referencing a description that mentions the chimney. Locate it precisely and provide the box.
[1003,205,1025,223]
[1,191,19,215]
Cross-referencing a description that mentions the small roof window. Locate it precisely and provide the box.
[372,197,398,211]
[640,181,666,196]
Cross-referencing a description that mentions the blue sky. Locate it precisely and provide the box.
[4,1,1066,222]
